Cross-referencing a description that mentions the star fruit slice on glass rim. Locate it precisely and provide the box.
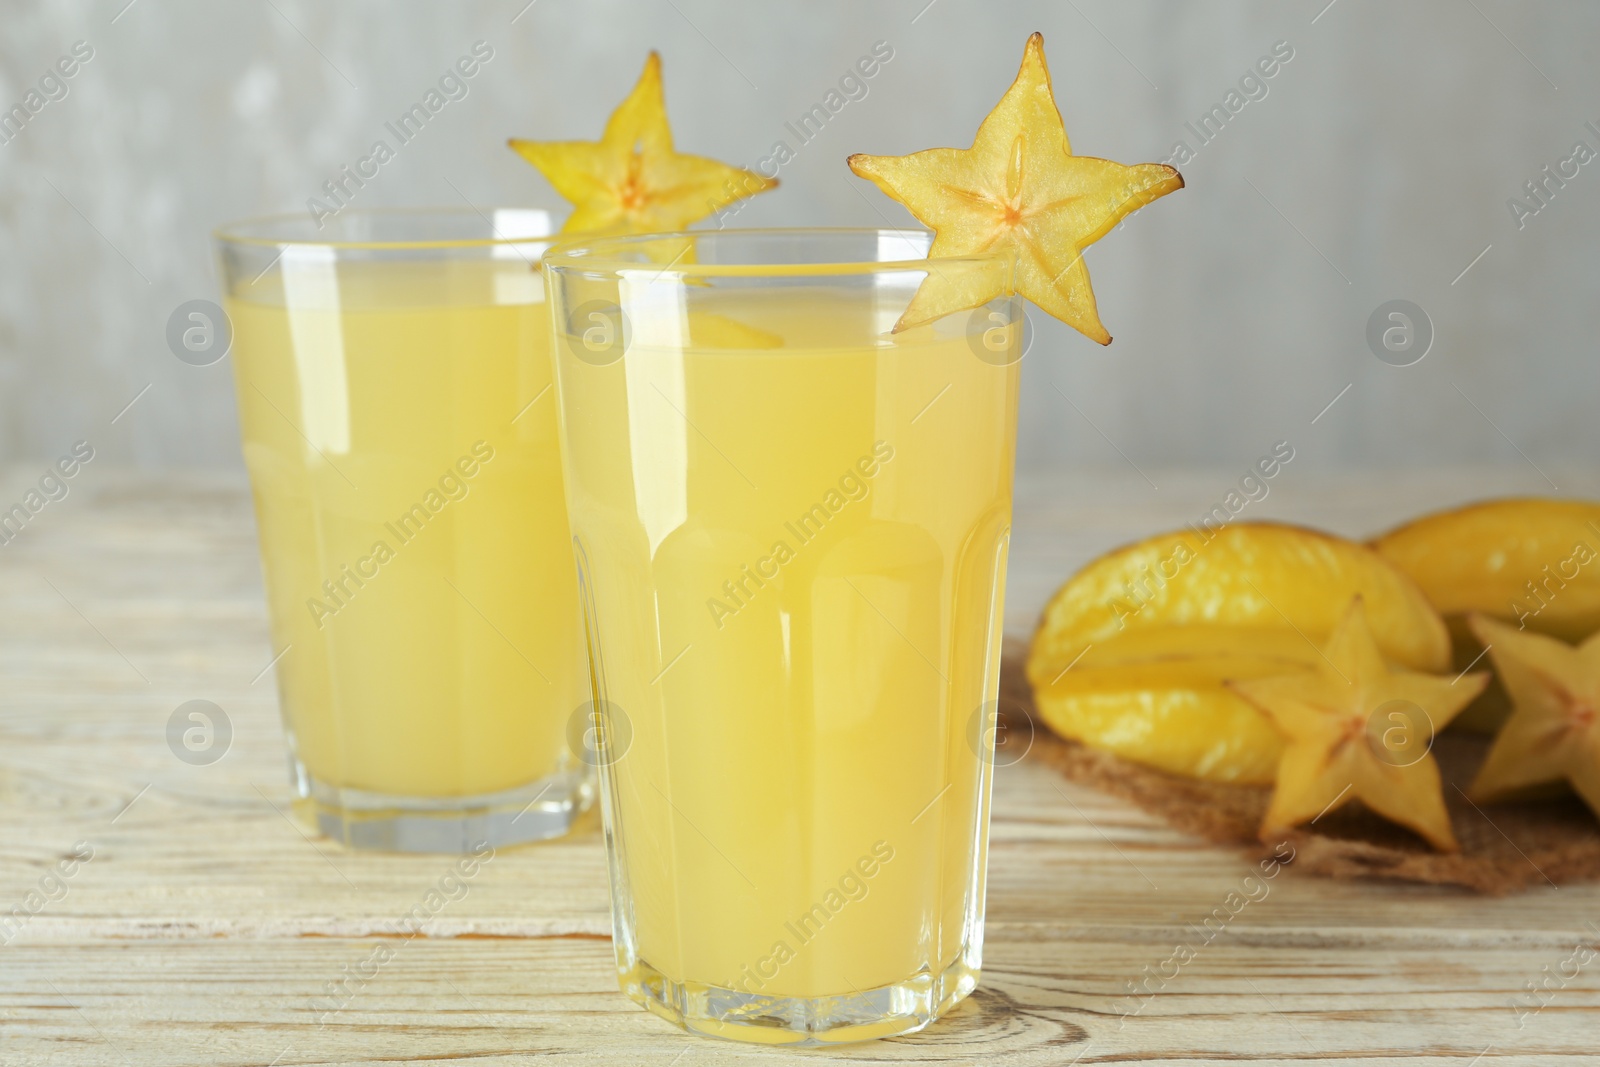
[509,51,777,239]
[848,32,1183,342]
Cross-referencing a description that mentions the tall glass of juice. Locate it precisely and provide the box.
[215,208,590,851]
[545,229,1021,1043]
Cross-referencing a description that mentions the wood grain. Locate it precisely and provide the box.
[2,466,1598,1064]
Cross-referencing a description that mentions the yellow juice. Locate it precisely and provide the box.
[556,288,1019,1009]
[227,259,582,802]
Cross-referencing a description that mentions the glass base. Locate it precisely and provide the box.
[619,954,981,1046]
[291,759,592,853]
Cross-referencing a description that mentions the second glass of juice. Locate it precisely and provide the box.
[215,208,591,851]
[545,229,1022,1043]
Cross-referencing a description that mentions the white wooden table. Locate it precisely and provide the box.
[2,463,1596,1065]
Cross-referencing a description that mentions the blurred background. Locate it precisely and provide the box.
[1,0,1595,480]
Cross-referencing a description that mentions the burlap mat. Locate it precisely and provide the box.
[999,643,1600,894]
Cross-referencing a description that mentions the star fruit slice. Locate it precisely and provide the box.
[509,51,776,236]
[1468,614,1600,817]
[1229,598,1488,852]
[848,32,1183,341]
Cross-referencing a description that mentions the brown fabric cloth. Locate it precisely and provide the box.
[999,643,1600,894]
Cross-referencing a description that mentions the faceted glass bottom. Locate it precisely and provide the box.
[618,951,981,1046]
[291,759,592,853]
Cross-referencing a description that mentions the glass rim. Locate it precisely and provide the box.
[541,226,1013,279]
[212,206,562,251]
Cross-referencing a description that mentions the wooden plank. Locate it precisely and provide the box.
[2,931,1596,1065]
[2,466,1598,1063]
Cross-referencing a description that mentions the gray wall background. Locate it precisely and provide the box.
[2,0,1595,478]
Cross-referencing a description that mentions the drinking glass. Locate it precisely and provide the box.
[545,229,1022,1043]
[215,208,591,851]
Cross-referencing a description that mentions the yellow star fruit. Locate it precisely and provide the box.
[1025,523,1452,786]
[1229,598,1488,852]
[1468,614,1600,818]
[509,51,776,236]
[847,32,1183,341]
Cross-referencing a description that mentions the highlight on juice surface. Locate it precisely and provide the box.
[541,33,1184,1045]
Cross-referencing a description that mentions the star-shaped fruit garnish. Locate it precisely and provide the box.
[847,32,1182,341]
[1228,598,1489,852]
[1468,614,1600,817]
[509,51,776,235]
